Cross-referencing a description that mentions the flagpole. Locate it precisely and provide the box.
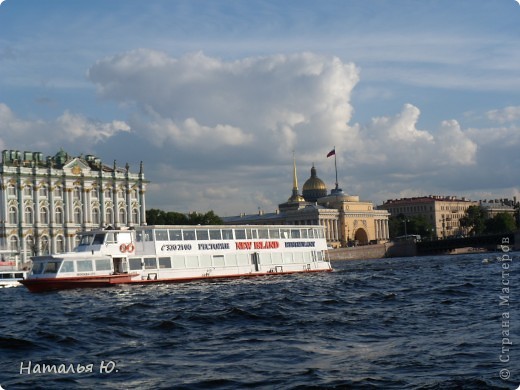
[334,147,338,190]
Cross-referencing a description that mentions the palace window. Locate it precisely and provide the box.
[39,186,48,197]
[9,236,19,252]
[9,207,18,224]
[55,207,63,224]
[73,187,81,200]
[92,208,100,225]
[119,208,127,224]
[106,208,114,225]
[23,186,32,197]
[54,186,63,198]
[40,207,49,224]
[56,235,65,253]
[24,206,33,224]
[74,207,82,224]
[131,208,139,225]
[25,235,34,255]
[7,184,16,197]
[40,236,50,255]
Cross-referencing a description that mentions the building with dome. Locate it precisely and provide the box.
[0,149,148,263]
[302,165,327,202]
[224,159,389,248]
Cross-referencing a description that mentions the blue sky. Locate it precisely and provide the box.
[1,0,519,215]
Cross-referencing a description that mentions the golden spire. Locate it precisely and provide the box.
[288,151,305,202]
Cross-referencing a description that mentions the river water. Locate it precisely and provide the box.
[0,251,518,389]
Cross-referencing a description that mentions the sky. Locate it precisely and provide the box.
[1,0,519,216]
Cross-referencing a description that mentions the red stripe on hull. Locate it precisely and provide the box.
[21,274,134,293]
[22,269,332,292]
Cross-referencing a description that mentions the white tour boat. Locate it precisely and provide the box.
[0,253,28,288]
[21,225,332,292]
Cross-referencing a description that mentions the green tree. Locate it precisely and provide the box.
[459,205,486,236]
[388,214,434,239]
[484,212,517,234]
[146,209,222,225]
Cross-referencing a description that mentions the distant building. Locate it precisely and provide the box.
[0,149,148,262]
[224,159,389,248]
[479,198,517,219]
[379,196,478,239]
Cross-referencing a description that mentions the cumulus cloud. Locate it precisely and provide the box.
[56,111,131,143]
[83,49,505,213]
[486,105,520,124]
[87,49,359,157]
[352,104,476,170]
[0,103,130,152]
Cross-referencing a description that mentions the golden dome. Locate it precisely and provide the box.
[303,165,327,202]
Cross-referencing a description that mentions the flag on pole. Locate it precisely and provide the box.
[327,148,335,158]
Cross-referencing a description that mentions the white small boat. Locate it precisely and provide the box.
[0,270,28,288]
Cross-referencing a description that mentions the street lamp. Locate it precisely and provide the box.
[402,219,409,238]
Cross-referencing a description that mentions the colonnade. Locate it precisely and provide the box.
[375,219,389,241]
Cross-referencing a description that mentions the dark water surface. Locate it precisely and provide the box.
[1,252,518,389]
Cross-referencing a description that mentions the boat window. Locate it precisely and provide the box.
[258,229,269,239]
[183,230,196,241]
[269,229,280,239]
[291,229,301,239]
[44,261,61,274]
[197,229,209,240]
[144,258,157,269]
[79,234,94,246]
[1,273,13,279]
[222,229,233,240]
[155,230,169,241]
[32,262,45,275]
[77,260,93,272]
[301,229,308,239]
[281,229,290,239]
[158,257,172,269]
[95,259,111,271]
[129,258,142,271]
[143,230,154,242]
[117,232,132,243]
[169,230,182,241]
[135,231,144,242]
[60,261,75,273]
[92,234,105,245]
[209,229,222,240]
[105,233,116,243]
[14,273,24,278]
[307,229,314,239]
[234,229,246,239]
[246,229,257,239]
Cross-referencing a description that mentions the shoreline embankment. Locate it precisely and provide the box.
[327,230,520,261]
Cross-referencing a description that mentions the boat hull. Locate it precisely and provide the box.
[22,268,332,292]
[20,274,135,293]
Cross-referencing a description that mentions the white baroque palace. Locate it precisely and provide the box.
[0,149,148,262]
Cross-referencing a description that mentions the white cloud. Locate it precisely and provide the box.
[351,104,476,170]
[486,106,520,124]
[56,111,131,143]
[0,103,130,152]
[87,49,359,157]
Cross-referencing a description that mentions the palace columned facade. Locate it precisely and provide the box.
[0,150,148,262]
[224,160,389,248]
